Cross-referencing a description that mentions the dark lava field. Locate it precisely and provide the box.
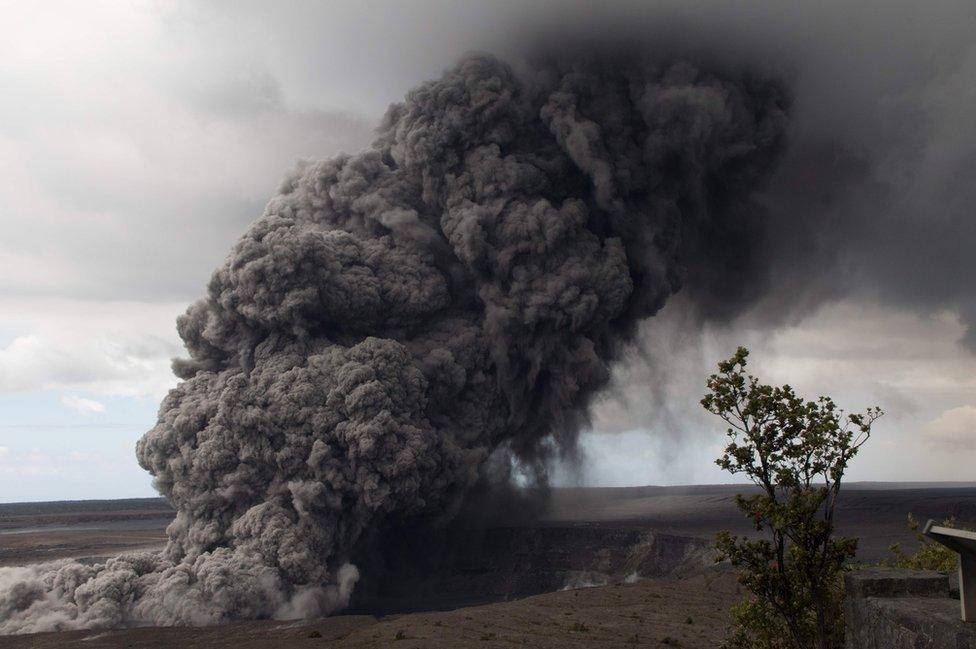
[2,483,974,647]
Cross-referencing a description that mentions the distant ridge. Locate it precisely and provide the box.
[845,481,976,490]
[0,497,172,515]
[551,482,976,496]
[3,483,975,508]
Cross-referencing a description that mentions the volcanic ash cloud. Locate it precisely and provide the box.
[0,52,789,634]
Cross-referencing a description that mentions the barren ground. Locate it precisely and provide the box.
[2,483,974,647]
[3,571,741,649]
[0,499,171,567]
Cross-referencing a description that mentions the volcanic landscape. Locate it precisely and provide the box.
[3,483,973,648]
[2,3,975,645]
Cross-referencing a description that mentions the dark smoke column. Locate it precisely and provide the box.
[0,53,789,633]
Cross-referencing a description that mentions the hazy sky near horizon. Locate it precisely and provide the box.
[1,0,975,501]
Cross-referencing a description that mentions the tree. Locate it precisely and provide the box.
[701,347,882,649]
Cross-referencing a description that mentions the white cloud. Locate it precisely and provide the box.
[0,298,186,398]
[593,300,976,436]
[60,395,106,416]
[0,3,376,304]
[0,1,974,498]
[67,451,120,472]
[586,299,976,484]
[0,449,63,477]
[924,406,976,448]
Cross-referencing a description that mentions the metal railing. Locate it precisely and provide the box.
[924,519,976,622]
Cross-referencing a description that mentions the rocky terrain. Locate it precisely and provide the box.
[349,524,717,614]
[2,483,974,647]
[3,570,743,649]
[0,498,171,567]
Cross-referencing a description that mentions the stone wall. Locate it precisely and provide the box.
[845,568,976,648]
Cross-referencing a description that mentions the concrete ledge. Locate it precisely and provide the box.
[845,568,976,649]
[846,567,949,599]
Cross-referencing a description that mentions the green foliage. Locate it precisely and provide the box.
[702,347,882,649]
[722,598,792,649]
[882,514,965,571]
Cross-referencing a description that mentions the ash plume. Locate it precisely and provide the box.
[0,51,789,633]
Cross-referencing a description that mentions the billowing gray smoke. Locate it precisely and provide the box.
[0,52,789,633]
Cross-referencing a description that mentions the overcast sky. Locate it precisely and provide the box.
[2,1,975,501]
